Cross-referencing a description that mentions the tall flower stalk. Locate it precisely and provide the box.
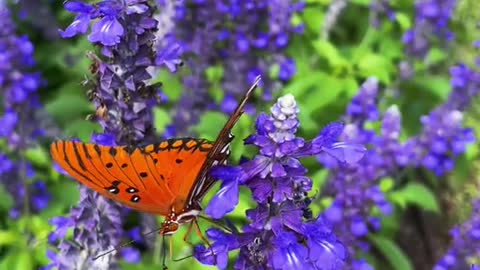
[0,4,51,220]
[193,94,365,269]
[319,78,408,268]
[47,0,179,268]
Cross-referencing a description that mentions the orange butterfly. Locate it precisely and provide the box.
[50,76,261,256]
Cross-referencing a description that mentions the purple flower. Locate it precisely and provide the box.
[0,5,52,220]
[434,200,480,269]
[158,0,304,135]
[195,94,365,269]
[408,64,479,175]
[48,1,179,267]
[403,0,457,59]
[345,77,380,123]
[319,78,409,267]
[47,188,122,269]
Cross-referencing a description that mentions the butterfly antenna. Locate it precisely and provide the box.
[93,227,163,260]
[237,75,261,113]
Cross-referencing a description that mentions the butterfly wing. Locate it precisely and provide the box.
[51,140,209,216]
[187,76,261,203]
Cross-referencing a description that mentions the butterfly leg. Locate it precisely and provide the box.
[162,234,168,270]
[192,219,218,265]
[182,220,195,246]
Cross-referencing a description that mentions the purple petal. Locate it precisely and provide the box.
[323,142,366,164]
[121,247,141,263]
[64,1,94,13]
[313,122,345,147]
[209,165,242,182]
[205,178,239,219]
[88,16,124,46]
[59,14,91,38]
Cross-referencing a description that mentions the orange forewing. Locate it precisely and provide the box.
[50,139,212,216]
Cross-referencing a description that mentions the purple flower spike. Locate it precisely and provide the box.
[0,6,52,223]
[198,94,352,268]
[403,0,457,59]
[318,78,410,267]
[434,200,480,269]
[48,1,180,268]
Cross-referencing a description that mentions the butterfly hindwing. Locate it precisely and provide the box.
[51,141,177,215]
[51,139,214,215]
[144,138,212,211]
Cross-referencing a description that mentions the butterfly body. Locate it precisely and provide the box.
[51,76,261,241]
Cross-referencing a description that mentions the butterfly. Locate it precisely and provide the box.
[50,76,261,260]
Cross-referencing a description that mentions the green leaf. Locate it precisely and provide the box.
[0,184,14,210]
[312,40,350,68]
[44,87,92,124]
[350,0,370,5]
[412,75,450,100]
[356,53,393,84]
[426,47,448,65]
[297,73,345,113]
[395,12,412,30]
[282,71,325,98]
[379,177,394,192]
[154,70,183,102]
[0,251,20,270]
[389,182,440,213]
[302,6,325,34]
[311,169,329,191]
[193,112,228,140]
[14,251,34,270]
[369,234,414,270]
[465,143,478,161]
[0,231,21,246]
[49,179,80,208]
[153,108,171,134]
[205,65,224,82]
[64,119,101,141]
[25,146,50,167]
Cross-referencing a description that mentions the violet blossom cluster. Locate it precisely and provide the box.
[434,200,480,270]
[318,68,478,269]
[403,0,457,59]
[408,64,479,176]
[0,5,51,220]
[319,78,409,269]
[157,0,304,135]
[192,94,365,269]
[47,0,179,268]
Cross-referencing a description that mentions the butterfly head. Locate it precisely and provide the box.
[160,208,201,235]
[160,220,180,235]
